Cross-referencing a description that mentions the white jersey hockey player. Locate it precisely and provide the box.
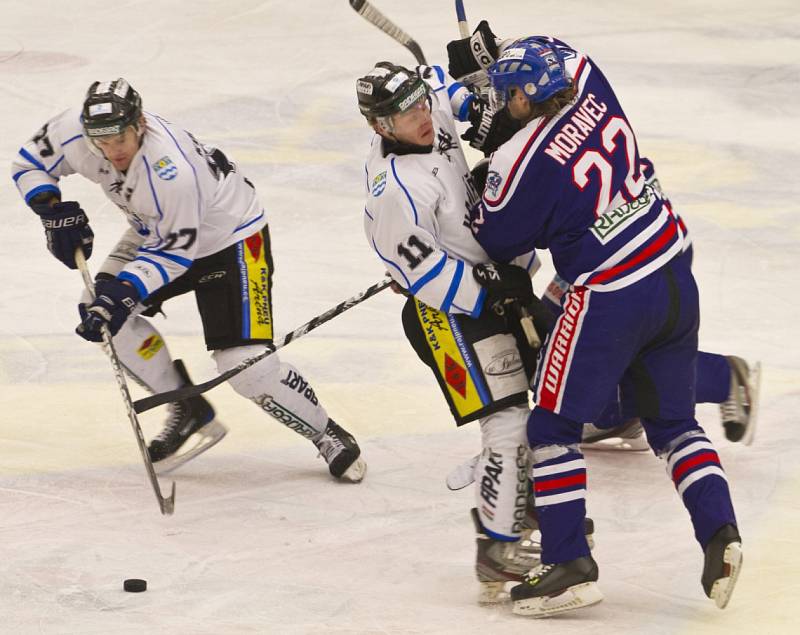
[12,78,366,482]
[358,61,555,602]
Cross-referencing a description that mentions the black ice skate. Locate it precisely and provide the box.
[581,418,648,451]
[701,524,743,609]
[147,360,227,474]
[510,555,603,617]
[313,419,366,483]
[720,356,761,445]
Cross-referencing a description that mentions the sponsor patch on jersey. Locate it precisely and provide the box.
[372,171,387,196]
[486,171,503,198]
[152,156,177,180]
[137,334,164,360]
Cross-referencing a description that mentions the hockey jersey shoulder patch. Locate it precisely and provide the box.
[152,156,177,180]
[371,170,387,196]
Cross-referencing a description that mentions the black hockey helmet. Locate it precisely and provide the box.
[356,62,429,122]
[81,78,142,137]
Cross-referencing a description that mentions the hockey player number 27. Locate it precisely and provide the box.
[572,116,645,217]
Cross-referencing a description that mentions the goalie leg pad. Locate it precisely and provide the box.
[213,345,329,440]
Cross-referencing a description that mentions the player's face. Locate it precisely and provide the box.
[92,126,141,171]
[390,96,434,146]
[506,87,533,122]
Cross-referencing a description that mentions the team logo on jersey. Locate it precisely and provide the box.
[152,156,177,180]
[372,171,387,196]
[137,335,164,360]
[486,171,503,198]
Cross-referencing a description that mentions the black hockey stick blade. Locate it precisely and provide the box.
[349,0,427,65]
[133,277,392,413]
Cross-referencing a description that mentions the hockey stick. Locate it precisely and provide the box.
[133,277,392,413]
[349,0,427,65]
[75,248,176,515]
[455,0,470,37]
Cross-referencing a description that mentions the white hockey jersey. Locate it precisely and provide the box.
[363,65,538,317]
[11,109,266,299]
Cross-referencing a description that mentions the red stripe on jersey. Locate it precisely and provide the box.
[484,118,549,206]
[484,57,589,208]
[588,217,678,285]
[672,451,720,483]
[534,472,587,493]
[537,287,588,411]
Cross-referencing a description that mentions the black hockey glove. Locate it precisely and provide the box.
[76,277,140,342]
[463,96,522,156]
[473,262,534,312]
[447,20,500,87]
[32,201,94,270]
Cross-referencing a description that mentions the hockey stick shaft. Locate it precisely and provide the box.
[76,249,176,515]
[133,277,392,414]
[349,0,427,65]
[455,0,470,37]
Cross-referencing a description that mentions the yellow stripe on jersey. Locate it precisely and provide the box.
[242,232,273,340]
[414,299,486,418]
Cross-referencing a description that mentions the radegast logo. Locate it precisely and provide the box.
[372,170,387,196]
[152,156,177,180]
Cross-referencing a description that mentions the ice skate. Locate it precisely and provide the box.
[701,524,742,609]
[472,508,541,604]
[720,356,761,445]
[510,556,603,617]
[581,418,649,451]
[313,419,366,483]
[148,360,227,474]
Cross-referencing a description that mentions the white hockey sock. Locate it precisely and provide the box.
[475,405,530,540]
[112,315,182,393]
[213,346,329,440]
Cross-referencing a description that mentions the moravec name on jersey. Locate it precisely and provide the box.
[544,93,609,166]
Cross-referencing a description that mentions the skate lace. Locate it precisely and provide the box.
[720,385,746,423]
[154,401,187,442]
[316,428,345,461]
[524,562,555,585]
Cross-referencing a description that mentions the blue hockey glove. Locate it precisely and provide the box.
[76,277,140,341]
[32,201,94,270]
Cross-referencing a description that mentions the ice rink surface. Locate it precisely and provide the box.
[1,0,798,632]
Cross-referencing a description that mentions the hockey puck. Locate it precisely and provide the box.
[123,578,147,593]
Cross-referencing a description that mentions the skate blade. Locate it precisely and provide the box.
[742,362,761,447]
[512,581,603,618]
[446,454,479,490]
[338,457,367,483]
[154,420,228,475]
[581,434,649,452]
[478,580,512,605]
[710,542,743,609]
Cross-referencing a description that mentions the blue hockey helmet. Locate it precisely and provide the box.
[487,38,570,110]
